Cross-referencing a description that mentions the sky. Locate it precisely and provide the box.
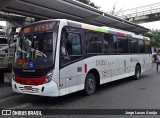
[91,0,160,30]
[91,0,160,12]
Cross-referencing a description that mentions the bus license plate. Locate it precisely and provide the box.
[24,86,32,90]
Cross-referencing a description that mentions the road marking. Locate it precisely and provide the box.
[0,93,13,98]
[8,103,32,109]
[49,104,61,109]
[0,94,23,103]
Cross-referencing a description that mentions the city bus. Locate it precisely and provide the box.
[12,19,152,96]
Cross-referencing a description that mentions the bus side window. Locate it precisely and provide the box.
[60,30,82,66]
[145,41,151,54]
[103,33,118,53]
[117,36,129,53]
[138,40,145,53]
[85,31,103,54]
[68,33,81,55]
[129,38,138,53]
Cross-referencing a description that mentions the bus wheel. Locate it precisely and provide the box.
[84,73,96,95]
[134,65,141,80]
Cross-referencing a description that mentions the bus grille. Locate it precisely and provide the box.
[16,72,44,78]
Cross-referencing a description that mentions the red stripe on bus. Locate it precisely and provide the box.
[117,32,125,36]
[84,64,88,73]
[124,60,126,67]
[15,75,46,85]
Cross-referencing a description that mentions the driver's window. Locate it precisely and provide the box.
[60,28,82,66]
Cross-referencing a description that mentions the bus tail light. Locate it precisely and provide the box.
[44,70,53,84]
[84,64,87,73]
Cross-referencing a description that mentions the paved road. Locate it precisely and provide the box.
[0,64,160,117]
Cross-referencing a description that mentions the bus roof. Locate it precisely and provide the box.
[25,19,150,40]
[66,19,150,40]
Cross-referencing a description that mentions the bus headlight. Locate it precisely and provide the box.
[44,70,53,84]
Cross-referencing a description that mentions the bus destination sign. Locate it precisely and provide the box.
[22,22,55,34]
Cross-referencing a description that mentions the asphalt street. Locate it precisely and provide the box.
[0,63,160,118]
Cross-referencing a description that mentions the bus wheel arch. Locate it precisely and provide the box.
[84,69,100,95]
[134,63,141,80]
[87,69,100,87]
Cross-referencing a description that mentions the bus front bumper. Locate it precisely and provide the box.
[12,80,59,97]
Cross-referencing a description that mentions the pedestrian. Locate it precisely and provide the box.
[156,52,160,71]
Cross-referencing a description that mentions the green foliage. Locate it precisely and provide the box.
[144,29,160,47]
[77,0,100,9]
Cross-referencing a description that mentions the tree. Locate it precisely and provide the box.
[76,0,100,9]
[144,29,160,47]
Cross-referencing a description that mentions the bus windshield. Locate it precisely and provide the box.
[15,32,57,69]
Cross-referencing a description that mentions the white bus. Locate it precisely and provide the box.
[12,19,152,96]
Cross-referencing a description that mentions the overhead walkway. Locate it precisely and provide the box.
[118,2,160,24]
[0,0,149,34]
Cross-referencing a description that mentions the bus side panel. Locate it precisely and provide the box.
[145,54,152,71]
[59,60,84,96]
[84,55,119,85]
[138,54,152,73]
[112,55,136,81]
[138,54,145,72]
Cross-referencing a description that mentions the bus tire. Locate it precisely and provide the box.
[134,65,141,80]
[84,73,96,95]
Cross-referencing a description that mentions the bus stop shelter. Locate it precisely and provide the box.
[0,0,149,34]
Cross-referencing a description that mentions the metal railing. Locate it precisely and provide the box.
[0,44,9,57]
[0,43,15,69]
[118,2,160,19]
[0,44,9,68]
